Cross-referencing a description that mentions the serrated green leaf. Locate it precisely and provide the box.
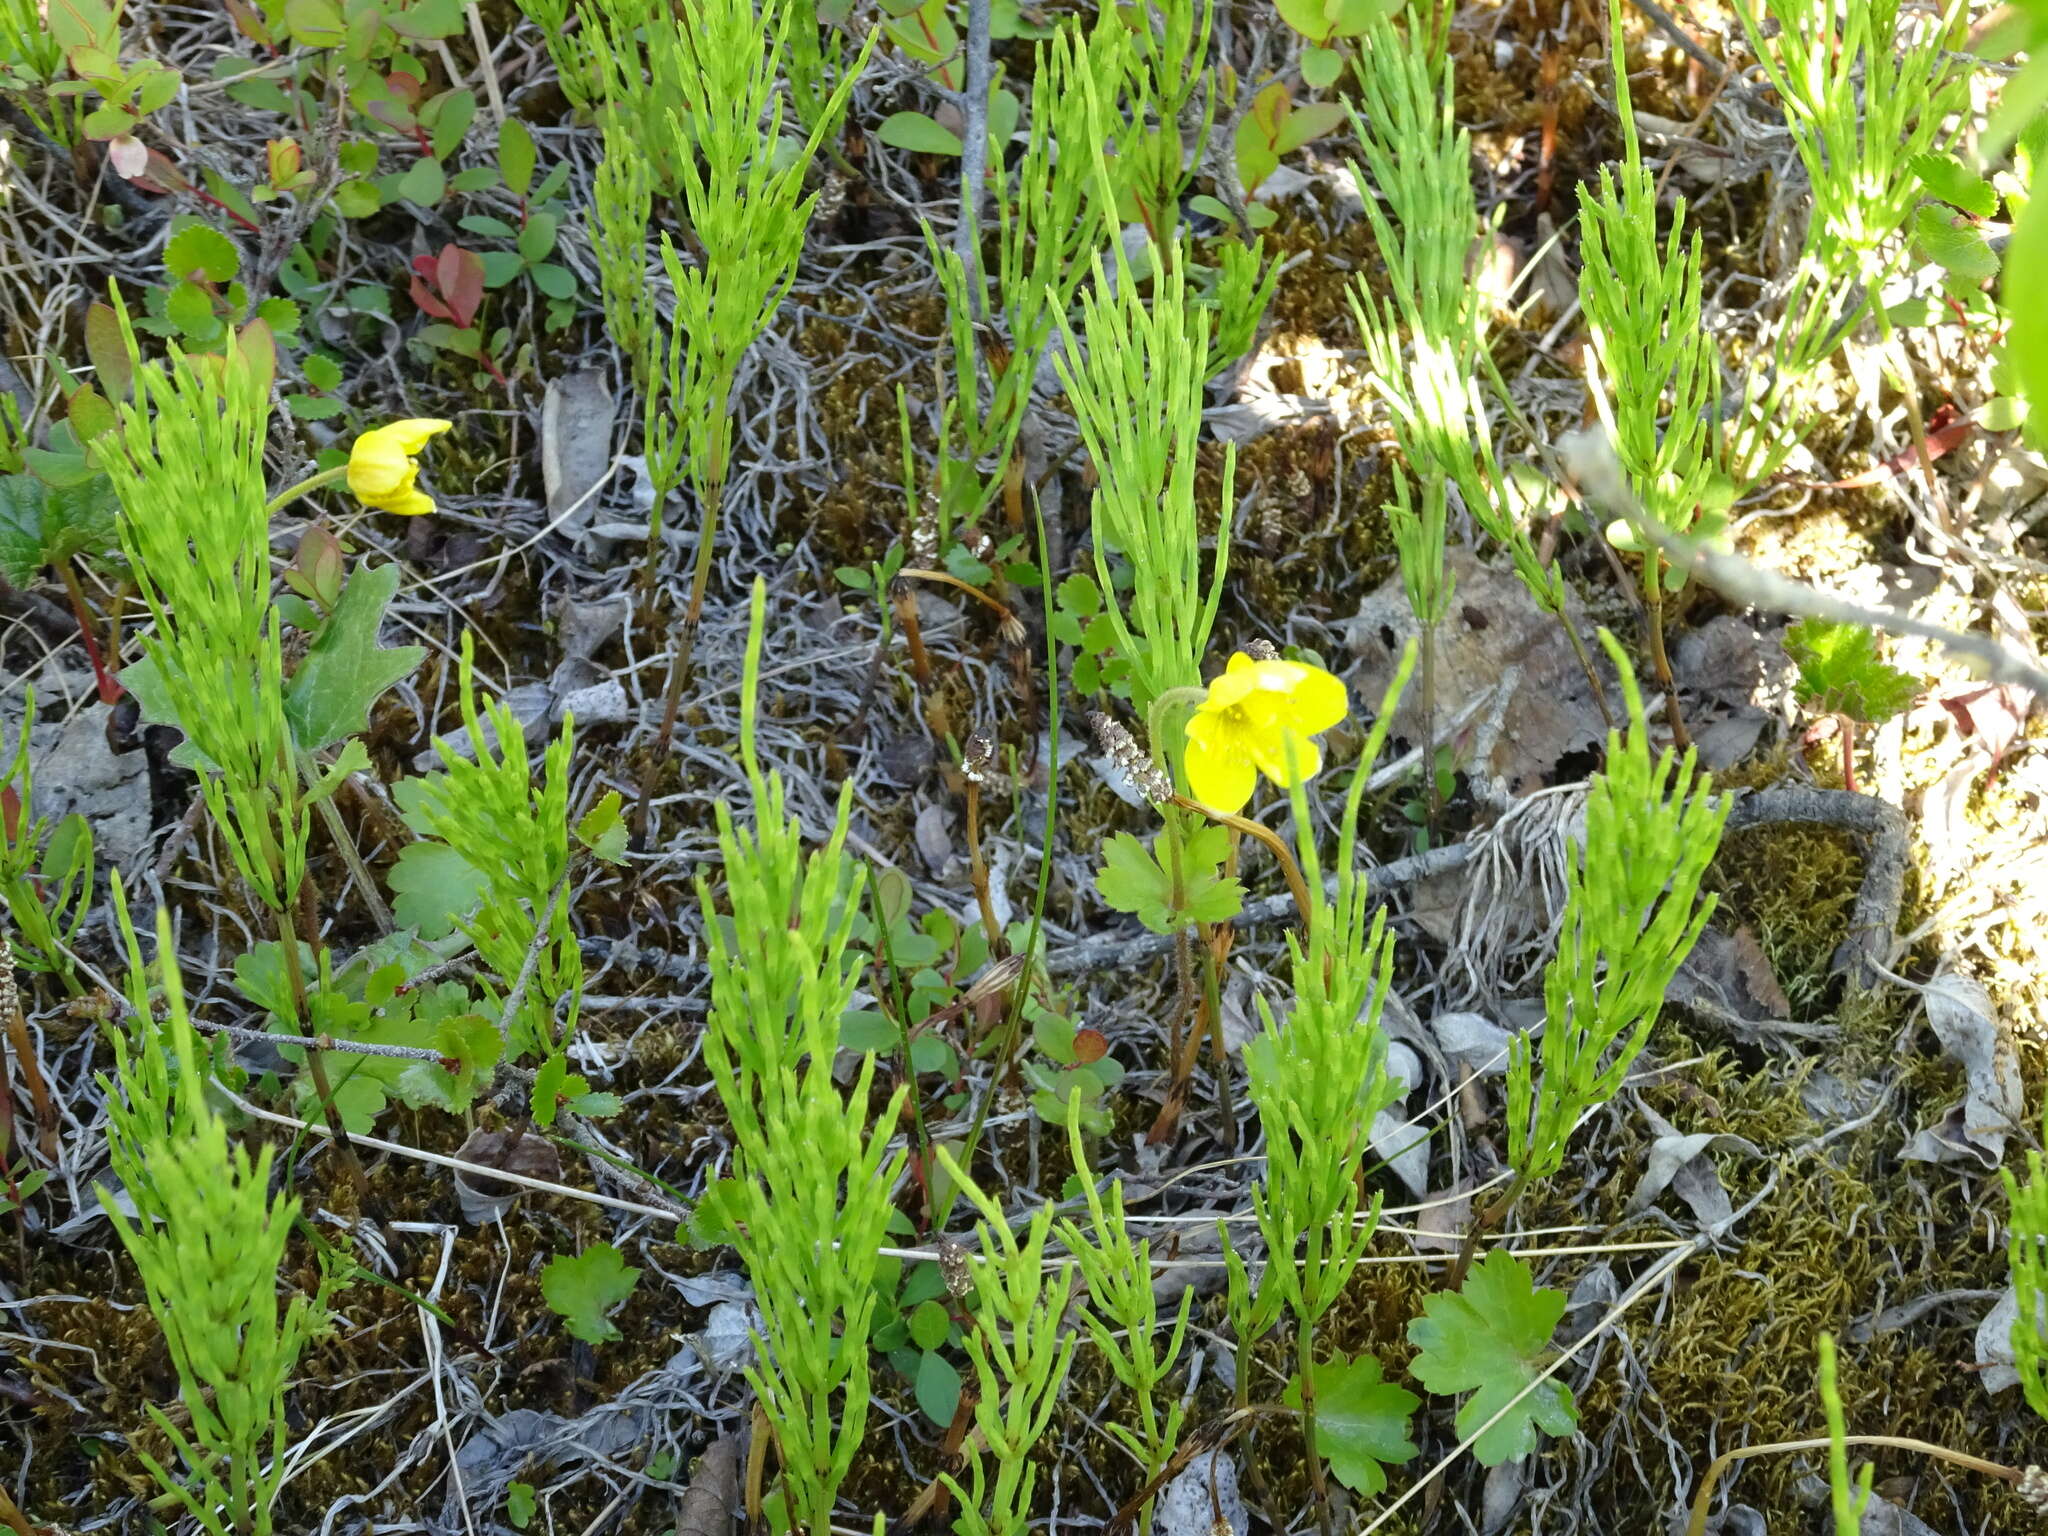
[1096,831,1244,935]
[283,561,425,751]
[1912,205,1999,282]
[1910,151,1998,218]
[165,222,240,283]
[1406,1250,1578,1466]
[1783,619,1919,725]
[541,1242,640,1344]
[1283,1353,1419,1496]
[387,839,489,940]
[0,472,120,585]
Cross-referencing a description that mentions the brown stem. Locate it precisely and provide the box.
[632,485,722,847]
[892,579,934,695]
[1444,1172,1527,1292]
[1644,580,1691,750]
[964,780,1002,952]
[0,933,58,1160]
[1839,714,1859,796]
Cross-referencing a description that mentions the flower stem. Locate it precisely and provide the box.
[265,463,349,517]
[1169,794,1314,930]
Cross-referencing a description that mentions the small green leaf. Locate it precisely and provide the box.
[165,279,224,342]
[386,840,488,940]
[516,209,558,264]
[1301,43,1344,89]
[425,87,475,161]
[498,115,536,199]
[1910,150,1999,218]
[506,1480,536,1529]
[396,155,446,206]
[528,261,575,300]
[913,1349,962,1426]
[877,110,964,157]
[283,561,426,751]
[908,1299,952,1351]
[84,301,133,401]
[541,1242,640,1344]
[334,178,384,218]
[1783,619,1919,725]
[573,790,628,863]
[1406,1250,1578,1467]
[0,472,120,585]
[165,222,241,283]
[1283,1353,1418,1496]
[1912,205,1999,282]
[301,352,345,392]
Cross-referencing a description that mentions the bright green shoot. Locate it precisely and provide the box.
[400,634,583,1058]
[934,1147,1080,1536]
[697,579,907,1535]
[1056,236,1232,721]
[929,12,1116,537]
[583,0,872,829]
[1577,0,1724,743]
[1057,1108,1192,1532]
[1726,0,1972,485]
[99,313,306,935]
[1220,647,1413,1513]
[1506,632,1728,1193]
[99,894,335,1536]
[2003,1144,2048,1424]
[1817,1335,1875,1534]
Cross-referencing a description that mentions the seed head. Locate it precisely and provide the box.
[1088,711,1172,806]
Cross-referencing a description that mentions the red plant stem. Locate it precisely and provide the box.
[57,561,121,704]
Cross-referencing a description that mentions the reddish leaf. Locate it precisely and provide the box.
[408,272,455,321]
[1072,1028,1108,1065]
[436,243,485,329]
[2,785,20,842]
[128,147,195,197]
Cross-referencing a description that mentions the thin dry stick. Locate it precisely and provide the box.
[1563,428,2048,697]
[1683,1436,2020,1536]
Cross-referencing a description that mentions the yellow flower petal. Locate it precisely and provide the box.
[1251,728,1322,789]
[382,418,452,454]
[1184,721,1257,811]
[1204,653,1259,711]
[347,419,451,516]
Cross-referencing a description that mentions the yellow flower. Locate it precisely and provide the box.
[1182,652,1348,812]
[347,419,451,516]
